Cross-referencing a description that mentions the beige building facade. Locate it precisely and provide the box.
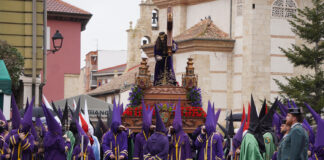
[125,0,313,117]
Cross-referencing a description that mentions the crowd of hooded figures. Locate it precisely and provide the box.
[0,94,322,160]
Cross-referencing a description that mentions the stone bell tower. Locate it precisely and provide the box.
[126,0,159,71]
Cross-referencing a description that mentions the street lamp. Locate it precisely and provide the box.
[49,30,63,54]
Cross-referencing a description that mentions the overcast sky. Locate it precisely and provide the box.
[63,0,141,67]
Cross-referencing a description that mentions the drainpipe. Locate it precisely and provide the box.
[32,0,37,102]
[39,0,47,105]
[230,0,233,38]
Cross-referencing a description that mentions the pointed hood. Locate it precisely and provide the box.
[272,112,281,139]
[305,103,324,147]
[302,119,315,145]
[20,97,34,133]
[61,100,69,131]
[248,95,265,153]
[41,103,62,135]
[94,115,104,141]
[205,102,215,135]
[119,103,124,116]
[111,100,121,133]
[287,100,292,108]
[142,100,152,133]
[57,107,63,121]
[259,99,278,133]
[35,117,45,135]
[51,100,59,118]
[11,95,21,130]
[233,118,246,151]
[278,101,288,117]
[228,111,235,137]
[155,105,166,133]
[72,98,81,123]
[214,108,221,127]
[243,103,251,132]
[106,106,112,129]
[173,100,183,134]
[259,99,267,121]
[241,105,246,124]
[248,95,259,133]
[24,98,29,112]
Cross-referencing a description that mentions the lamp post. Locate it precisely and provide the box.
[39,29,64,104]
[49,30,64,54]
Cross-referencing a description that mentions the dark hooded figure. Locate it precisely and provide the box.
[7,97,35,160]
[305,103,324,160]
[102,101,128,160]
[195,102,224,160]
[42,103,70,160]
[169,100,192,160]
[239,95,264,160]
[153,32,177,86]
[71,120,95,160]
[133,101,153,160]
[259,99,278,160]
[143,105,169,160]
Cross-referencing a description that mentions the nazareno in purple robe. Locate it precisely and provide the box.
[72,144,95,160]
[169,100,192,160]
[133,131,150,160]
[0,136,10,159]
[6,129,35,160]
[43,131,70,160]
[133,102,153,160]
[143,132,169,160]
[169,131,192,160]
[195,132,224,160]
[102,130,128,160]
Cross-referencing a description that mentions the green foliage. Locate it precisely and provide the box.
[0,40,24,90]
[275,0,324,113]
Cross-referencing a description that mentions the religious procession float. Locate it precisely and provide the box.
[121,7,206,133]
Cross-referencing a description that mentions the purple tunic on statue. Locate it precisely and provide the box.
[169,131,192,160]
[6,129,34,160]
[102,131,128,160]
[72,144,95,160]
[195,132,224,160]
[43,131,69,160]
[143,132,169,160]
[133,131,150,160]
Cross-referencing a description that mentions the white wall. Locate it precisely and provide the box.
[186,0,230,33]
[3,94,10,120]
[98,50,127,70]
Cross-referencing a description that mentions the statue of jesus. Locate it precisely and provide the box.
[153,32,177,86]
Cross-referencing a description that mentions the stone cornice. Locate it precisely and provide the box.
[142,38,235,57]
[152,0,215,8]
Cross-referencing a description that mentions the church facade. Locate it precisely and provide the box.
[126,0,313,114]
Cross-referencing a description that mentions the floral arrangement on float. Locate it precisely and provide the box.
[122,104,206,118]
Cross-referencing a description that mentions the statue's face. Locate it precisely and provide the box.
[160,35,165,41]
